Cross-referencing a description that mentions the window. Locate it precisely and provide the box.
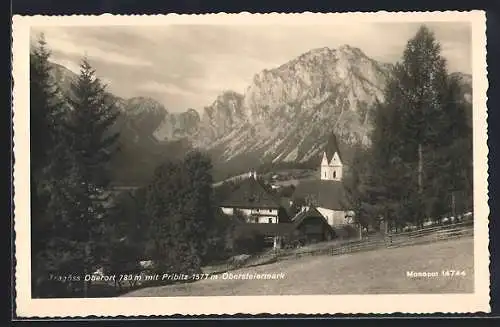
[333,171,337,179]
[269,209,272,213]
[324,172,326,178]
[268,218,273,223]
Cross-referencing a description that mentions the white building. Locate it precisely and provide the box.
[293,132,354,227]
[219,171,286,224]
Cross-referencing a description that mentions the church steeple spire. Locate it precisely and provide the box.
[324,132,342,163]
[320,132,343,181]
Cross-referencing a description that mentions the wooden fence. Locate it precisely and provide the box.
[214,220,475,272]
[325,221,473,257]
[385,220,473,247]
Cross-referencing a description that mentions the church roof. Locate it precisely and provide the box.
[292,180,350,211]
[324,132,342,163]
[219,177,282,209]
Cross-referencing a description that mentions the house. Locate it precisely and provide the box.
[289,206,335,244]
[230,220,295,249]
[230,205,335,249]
[292,132,355,227]
[219,171,289,224]
[219,171,336,249]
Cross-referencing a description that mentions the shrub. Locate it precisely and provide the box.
[233,231,266,255]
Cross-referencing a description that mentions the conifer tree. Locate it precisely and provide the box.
[433,75,473,215]
[145,153,214,275]
[368,93,415,230]
[182,151,214,264]
[62,57,120,295]
[30,34,75,297]
[344,144,377,229]
[145,160,185,271]
[66,57,120,189]
[368,25,458,228]
[30,34,67,241]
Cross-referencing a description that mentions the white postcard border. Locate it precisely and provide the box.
[12,11,490,317]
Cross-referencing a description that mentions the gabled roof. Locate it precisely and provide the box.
[219,177,282,209]
[232,210,333,238]
[291,206,324,224]
[324,132,342,163]
[231,206,333,238]
[292,180,350,211]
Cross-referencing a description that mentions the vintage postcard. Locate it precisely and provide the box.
[12,11,489,317]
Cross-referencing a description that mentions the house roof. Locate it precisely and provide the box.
[219,176,282,209]
[324,132,342,163]
[291,206,334,231]
[232,206,334,238]
[292,180,350,211]
[291,206,323,224]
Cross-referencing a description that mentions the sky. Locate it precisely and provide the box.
[31,22,472,113]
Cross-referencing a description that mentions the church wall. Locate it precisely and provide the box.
[320,165,335,180]
[332,165,343,181]
[333,210,349,225]
[320,164,342,181]
[317,207,348,226]
[320,155,343,181]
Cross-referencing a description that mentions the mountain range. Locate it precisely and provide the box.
[48,44,472,183]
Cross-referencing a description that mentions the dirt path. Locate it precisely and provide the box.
[122,237,474,297]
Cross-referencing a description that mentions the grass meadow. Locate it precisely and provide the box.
[123,237,474,296]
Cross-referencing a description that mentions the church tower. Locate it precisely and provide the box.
[320,132,343,181]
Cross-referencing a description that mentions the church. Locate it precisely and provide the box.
[320,132,344,181]
[216,132,354,249]
[292,132,354,226]
[218,170,335,248]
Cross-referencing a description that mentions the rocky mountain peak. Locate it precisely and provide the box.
[186,108,200,117]
[194,44,395,166]
[47,45,472,176]
[124,96,167,117]
[337,44,364,55]
[197,91,245,141]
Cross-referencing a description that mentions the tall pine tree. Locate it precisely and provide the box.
[30,33,68,246]
[145,160,179,268]
[145,159,202,274]
[433,75,473,216]
[144,152,214,276]
[30,34,76,297]
[63,57,120,295]
[182,151,214,265]
[397,26,449,227]
[30,34,66,175]
[367,93,416,231]
[368,25,471,229]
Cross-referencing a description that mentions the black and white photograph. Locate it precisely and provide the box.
[13,11,489,316]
